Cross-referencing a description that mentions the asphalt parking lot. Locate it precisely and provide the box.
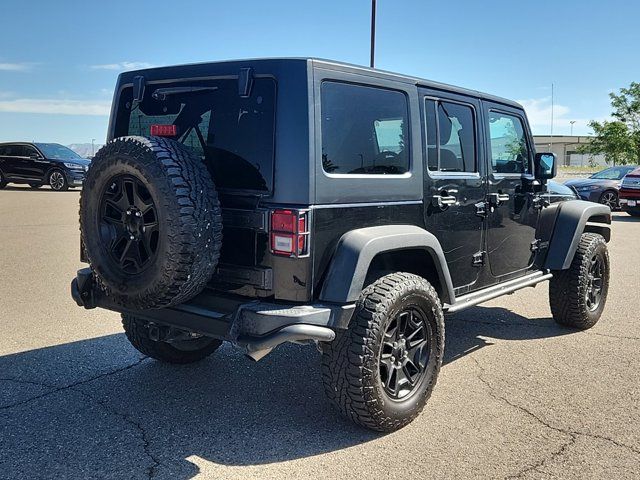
[1,185,639,480]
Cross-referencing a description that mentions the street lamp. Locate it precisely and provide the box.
[569,120,576,136]
[370,0,377,68]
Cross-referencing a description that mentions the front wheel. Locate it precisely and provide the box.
[48,169,68,191]
[321,272,444,432]
[122,314,222,364]
[599,190,618,210]
[549,233,609,329]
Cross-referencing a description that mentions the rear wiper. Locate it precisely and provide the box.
[152,86,218,101]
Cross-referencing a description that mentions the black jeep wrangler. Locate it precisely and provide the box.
[72,58,611,432]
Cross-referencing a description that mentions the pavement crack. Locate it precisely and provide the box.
[73,388,161,479]
[469,357,640,479]
[0,356,147,411]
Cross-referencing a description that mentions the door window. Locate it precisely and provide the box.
[425,99,476,173]
[487,112,531,174]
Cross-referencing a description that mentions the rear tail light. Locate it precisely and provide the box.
[150,124,178,137]
[270,209,309,257]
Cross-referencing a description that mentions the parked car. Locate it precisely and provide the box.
[71,58,611,432]
[0,142,90,191]
[546,180,579,203]
[619,167,640,216]
[564,165,638,209]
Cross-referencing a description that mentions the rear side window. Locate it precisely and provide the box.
[425,99,477,173]
[321,82,409,175]
[488,111,531,174]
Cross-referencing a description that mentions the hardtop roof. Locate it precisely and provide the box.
[118,57,523,110]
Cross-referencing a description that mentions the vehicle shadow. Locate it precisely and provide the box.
[0,306,574,479]
[611,214,638,222]
[1,185,80,193]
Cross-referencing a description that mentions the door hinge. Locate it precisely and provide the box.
[472,251,485,267]
[532,196,550,210]
[530,239,549,252]
[475,201,488,217]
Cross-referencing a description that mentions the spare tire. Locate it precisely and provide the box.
[80,136,222,309]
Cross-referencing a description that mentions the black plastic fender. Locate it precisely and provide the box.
[543,200,611,270]
[319,225,455,305]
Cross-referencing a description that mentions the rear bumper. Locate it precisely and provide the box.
[71,268,353,360]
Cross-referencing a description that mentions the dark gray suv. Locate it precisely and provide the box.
[0,142,90,191]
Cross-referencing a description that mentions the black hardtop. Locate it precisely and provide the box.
[115,57,523,111]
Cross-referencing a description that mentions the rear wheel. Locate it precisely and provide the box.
[48,169,68,191]
[321,272,444,432]
[122,314,222,364]
[80,136,222,309]
[549,233,609,329]
[599,190,618,210]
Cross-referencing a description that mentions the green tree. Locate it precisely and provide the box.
[579,82,640,165]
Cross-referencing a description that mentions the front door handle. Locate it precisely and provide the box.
[489,192,510,206]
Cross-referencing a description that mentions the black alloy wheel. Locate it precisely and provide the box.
[585,252,605,312]
[380,307,431,400]
[99,174,159,275]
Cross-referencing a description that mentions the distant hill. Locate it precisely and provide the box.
[67,143,104,158]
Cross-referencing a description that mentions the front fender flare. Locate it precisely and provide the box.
[544,200,611,270]
[319,225,455,305]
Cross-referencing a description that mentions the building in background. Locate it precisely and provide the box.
[533,135,607,167]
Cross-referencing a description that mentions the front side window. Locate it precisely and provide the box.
[488,112,530,174]
[425,99,477,173]
[321,82,409,175]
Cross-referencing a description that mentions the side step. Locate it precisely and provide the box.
[445,271,553,314]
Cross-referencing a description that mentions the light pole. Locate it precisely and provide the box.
[91,138,95,157]
[569,120,576,136]
[370,0,376,68]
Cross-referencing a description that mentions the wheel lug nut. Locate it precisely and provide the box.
[126,211,131,215]
[135,211,142,217]
[130,235,135,240]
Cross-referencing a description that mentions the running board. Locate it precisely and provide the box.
[445,271,553,314]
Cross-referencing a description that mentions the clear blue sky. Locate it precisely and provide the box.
[1,0,638,145]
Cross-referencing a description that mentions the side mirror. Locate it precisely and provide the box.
[534,152,557,180]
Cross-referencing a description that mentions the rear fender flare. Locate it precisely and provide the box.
[318,225,455,305]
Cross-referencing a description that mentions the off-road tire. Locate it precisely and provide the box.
[321,272,444,432]
[549,233,609,329]
[80,136,222,309]
[122,314,222,364]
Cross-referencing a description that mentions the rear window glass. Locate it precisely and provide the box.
[115,77,276,192]
[321,82,409,175]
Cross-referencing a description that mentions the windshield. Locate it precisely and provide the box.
[115,77,276,192]
[35,143,84,161]
[590,166,634,180]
